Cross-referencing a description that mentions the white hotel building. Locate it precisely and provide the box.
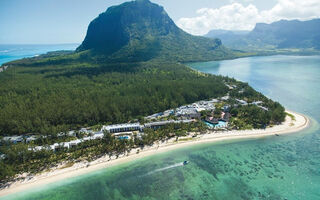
[101,123,142,133]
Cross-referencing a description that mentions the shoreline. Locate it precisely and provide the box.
[0,110,310,197]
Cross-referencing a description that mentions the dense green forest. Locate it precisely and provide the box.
[0,58,232,136]
[0,55,285,136]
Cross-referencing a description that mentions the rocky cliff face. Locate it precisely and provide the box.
[76,0,231,62]
[77,0,178,53]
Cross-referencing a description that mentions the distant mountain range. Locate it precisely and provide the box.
[205,30,250,38]
[76,0,234,62]
[205,19,320,50]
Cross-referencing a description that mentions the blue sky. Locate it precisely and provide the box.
[0,0,319,44]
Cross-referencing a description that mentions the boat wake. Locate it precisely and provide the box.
[142,162,184,177]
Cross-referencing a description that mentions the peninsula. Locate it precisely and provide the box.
[0,0,310,196]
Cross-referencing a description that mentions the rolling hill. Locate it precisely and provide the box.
[205,19,320,51]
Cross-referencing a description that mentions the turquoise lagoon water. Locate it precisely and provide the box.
[2,55,320,200]
[0,44,78,66]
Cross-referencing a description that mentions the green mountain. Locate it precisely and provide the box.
[205,19,320,51]
[77,0,234,62]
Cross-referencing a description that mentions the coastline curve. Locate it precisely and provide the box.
[0,110,310,198]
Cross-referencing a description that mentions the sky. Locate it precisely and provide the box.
[0,0,319,44]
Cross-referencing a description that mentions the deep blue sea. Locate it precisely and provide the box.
[1,55,320,200]
[0,44,78,66]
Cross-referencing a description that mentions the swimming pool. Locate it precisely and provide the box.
[204,120,227,128]
[117,136,131,140]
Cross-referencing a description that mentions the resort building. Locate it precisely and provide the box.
[144,119,195,130]
[25,135,39,143]
[236,99,248,105]
[92,132,104,139]
[102,123,142,133]
[50,143,60,150]
[79,128,94,135]
[252,101,263,105]
[69,139,82,148]
[249,101,269,111]
[67,130,76,137]
[221,95,230,101]
[2,136,24,143]
[192,101,215,112]
[225,84,237,90]
[163,110,174,117]
[175,107,200,119]
[259,106,269,111]
[145,99,217,121]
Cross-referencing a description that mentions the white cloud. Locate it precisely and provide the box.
[177,0,320,35]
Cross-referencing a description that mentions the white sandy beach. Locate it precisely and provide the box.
[0,110,310,197]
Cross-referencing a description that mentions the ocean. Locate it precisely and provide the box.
[0,44,79,66]
[2,55,320,200]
